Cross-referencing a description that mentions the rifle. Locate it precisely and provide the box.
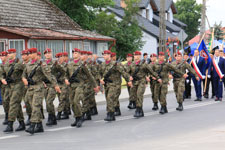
[171,62,183,78]
[5,58,19,84]
[103,57,122,85]
[43,61,58,84]
[68,58,90,84]
[132,59,145,82]
[27,61,42,86]
[157,62,166,79]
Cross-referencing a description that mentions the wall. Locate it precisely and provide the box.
[141,31,157,55]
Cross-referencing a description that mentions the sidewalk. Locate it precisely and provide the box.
[0,81,174,116]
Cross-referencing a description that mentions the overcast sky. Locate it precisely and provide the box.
[174,0,225,29]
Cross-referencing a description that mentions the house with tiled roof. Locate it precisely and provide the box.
[0,0,115,58]
[109,0,187,55]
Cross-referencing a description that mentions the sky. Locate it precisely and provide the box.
[174,0,225,29]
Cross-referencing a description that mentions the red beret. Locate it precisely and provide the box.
[81,51,87,55]
[37,52,41,56]
[72,48,81,53]
[176,51,182,56]
[21,50,29,55]
[62,52,68,56]
[87,51,93,55]
[102,50,111,55]
[44,48,52,54]
[55,53,63,58]
[1,51,8,56]
[127,53,133,57]
[159,52,165,56]
[150,53,157,57]
[7,48,17,54]
[133,51,142,55]
[28,48,37,54]
[111,52,116,57]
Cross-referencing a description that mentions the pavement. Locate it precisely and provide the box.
[1,82,225,150]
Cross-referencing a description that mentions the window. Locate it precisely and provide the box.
[47,40,64,58]
[84,42,91,51]
[29,40,46,58]
[67,41,82,58]
[9,39,25,58]
[97,42,108,56]
[0,41,5,52]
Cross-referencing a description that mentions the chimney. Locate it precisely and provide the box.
[120,0,127,8]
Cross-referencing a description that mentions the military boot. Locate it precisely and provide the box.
[56,112,62,120]
[104,112,115,121]
[71,118,77,127]
[165,106,168,113]
[52,114,57,125]
[139,107,144,117]
[46,114,57,126]
[15,121,25,131]
[2,113,8,125]
[127,101,133,109]
[83,110,92,121]
[114,107,121,116]
[76,117,83,128]
[132,101,137,109]
[34,122,44,133]
[134,107,140,118]
[159,106,166,114]
[61,111,69,120]
[110,112,116,121]
[91,106,98,116]
[25,123,36,134]
[152,103,159,111]
[104,112,111,121]
[176,103,183,111]
[25,115,31,126]
[3,121,13,133]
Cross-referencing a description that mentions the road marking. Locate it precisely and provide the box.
[45,126,73,132]
[0,135,19,140]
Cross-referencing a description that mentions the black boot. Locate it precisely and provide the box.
[159,106,166,114]
[76,117,83,128]
[111,112,115,121]
[104,112,115,121]
[34,122,44,133]
[41,108,45,119]
[56,112,62,120]
[152,103,159,111]
[25,123,36,134]
[165,106,168,113]
[61,111,69,120]
[134,107,140,118]
[114,107,121,116]
[83,110,92,121]
[52,114,57,125]
[132,101,136,109]
[2,113,8,125]
[67,109,72,115]
[3,121,13,133]
[104,112,111,121]
[25,115,31,126]
[15,121,25,131]
[139,107,144,117]
[46,114,57,126]
[176,103,183,111]
[91,106,98,116]
[127,101,133,109]
[71,118,77,127]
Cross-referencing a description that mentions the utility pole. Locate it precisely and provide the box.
[200,0,206,41]
[159,0,166,53]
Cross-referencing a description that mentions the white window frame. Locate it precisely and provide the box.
[84,42,91,51]
[9,39,25,50]
[0,39,8,52]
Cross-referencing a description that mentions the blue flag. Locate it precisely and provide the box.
[198,40,211,71]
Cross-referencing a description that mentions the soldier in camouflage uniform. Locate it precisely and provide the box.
[124,53,135,109]
[22,48,61,134]
[1,49,25,133]
[0,51,9,125]
[65,48,99,128]
[55,52,69,120]
[99,50,132,121]
[43,48,58,126]
[127,51,161,118]
[152,52,185,114]
[170,52,199,111]
[148,53,159,111]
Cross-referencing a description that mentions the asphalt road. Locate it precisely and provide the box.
[0,90,225,150]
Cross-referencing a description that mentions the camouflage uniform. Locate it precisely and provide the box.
[0,59,25,132]
[171,60,198,110]
[127,61,159,117]
[149,62,158,110]
[23,59,58,134]
[99,61,130,121]
[66,59,97,127]
[152,61,184,114]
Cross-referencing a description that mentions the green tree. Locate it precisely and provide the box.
[50,0,114,30]
[174,0,202,41]
[213,22,224,40]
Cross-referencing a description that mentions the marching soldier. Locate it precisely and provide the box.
[127,51,160,118]
[124,53,135,109]
[1,49,25,133]
[65,48,99,128]
[22,48,61,134]
[149,53,159,111]
[1,51,9,125]
[170,52,199,111]
[152,52,185,114]
[99,50,132,121]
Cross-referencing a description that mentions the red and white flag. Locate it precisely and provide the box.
[212,58,224,79]
[191,57,204,80]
